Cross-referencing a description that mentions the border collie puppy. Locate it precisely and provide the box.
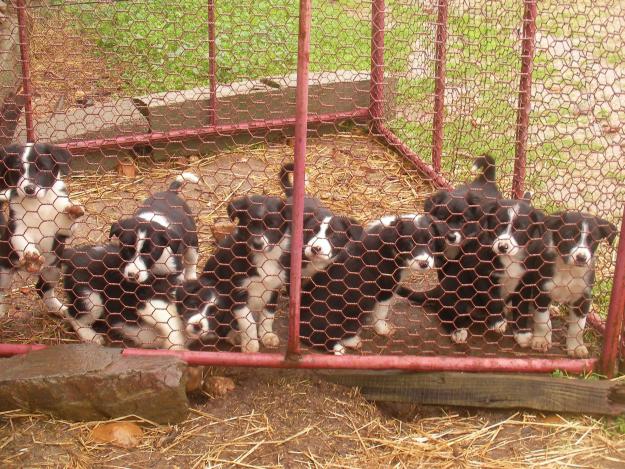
[299,215,444,355]
[401,195,545,344]
[61,243,212,349]
[208,194,290,351]
[0,143,84,317]
[509,212,616,357]
[279,163,363,281]
[425,155,501,258]
[110,172,199,284]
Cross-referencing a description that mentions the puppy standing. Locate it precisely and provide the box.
[110,172,200,284]
[508,212,616,357]
[300,215,444,355]
[0,143,84,317]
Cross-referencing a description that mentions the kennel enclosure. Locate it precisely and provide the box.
[0,0,623,376]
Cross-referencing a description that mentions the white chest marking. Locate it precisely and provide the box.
[138,211,171,229]
[498,252,526,300]
[545,257,591,304]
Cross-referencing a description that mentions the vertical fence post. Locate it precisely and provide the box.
[512,0,537,199]
[16,0,34,142]
[601,205,625,377]
[431,0,448,174]
[207,0,217,126]
[369,0,385,130]
[287,0,312,357]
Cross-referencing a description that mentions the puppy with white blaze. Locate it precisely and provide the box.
[299,215,445,355]
[507,212,616,357]
[0,143,85,317]
[110,172,200,284]
[61,243,218,349]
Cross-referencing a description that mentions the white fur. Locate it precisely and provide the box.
[304,216,333,262]
[123,229,149,282]
[490,318,508,334]
[569,221,592,265]
[493,206,521,257]
[544,257,592,304]
[451,328,468,344]
[371,297,394,337]
[183,247,198,281]
[138,211,171,228]
[405,252,435,272]
[447,231,462,245]
[64,290,105,345]
[497,252,527,300]
[233,304,259,353]
[334,334,362,355]
[514,331,533,348]
[176,172,200,185]
[136,298,186,350]
[566,309,588,358]
[530,308,552,352]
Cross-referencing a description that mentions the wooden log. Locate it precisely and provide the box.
[317,371,625,416]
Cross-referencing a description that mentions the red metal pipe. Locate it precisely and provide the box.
[207,0,218,126]
[431,0,448,174]
[16,0,35,142]
[286,0,313,357]
[58,109,369,154]
[600,205,625,377]
[369,0,385,123]
[511,0,537,199]
[375,122,451,190]
[0,344,596,374]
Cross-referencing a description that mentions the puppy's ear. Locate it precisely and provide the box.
[597,218,618,245]
[424,190,448,213]
[465,190,484,220]
[109,218,135,240]
[227,197,251,226]
[48,145,72,176]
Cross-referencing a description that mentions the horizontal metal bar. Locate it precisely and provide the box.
[0,344,595,374]
[59,109,370,154]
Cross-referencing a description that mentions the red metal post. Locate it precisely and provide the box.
[512,0,537,199]
[207,0,218,126]
[600,206,625,377]
[286,0,312,357]
[369,0,385,127]
[16,0,35,142]
[0,344,596,374]
[431,0,448,174]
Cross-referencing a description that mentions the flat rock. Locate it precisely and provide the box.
[0,344,188,423]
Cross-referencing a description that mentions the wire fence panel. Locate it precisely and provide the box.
[0,0,622,375]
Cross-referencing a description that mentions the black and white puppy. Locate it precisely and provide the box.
[402,195,544,344]
[110,172,199,284]
[210,194,290,351]
[279,163,363,281]
[299,215,444,355]
[425,155,501,257]
[509,212,616,357]
[61,243,213,349]
[0,143,84,317]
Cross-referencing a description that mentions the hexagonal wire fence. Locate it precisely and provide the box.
[0,0,623,376]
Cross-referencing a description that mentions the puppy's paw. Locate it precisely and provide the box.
[260,332,280,348]
[333,343,347,356]
[226,329,241,346]
[373,319,394,337]
[567,343,589,358]
[531,334,552,352]
[240,338,260,354]
[20,250,45,273]
[513,331,533,348]
[490,319,507,335]
[64,204,85,220]
[451,328,468,344]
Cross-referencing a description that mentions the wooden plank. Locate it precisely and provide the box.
[317,371,625,416]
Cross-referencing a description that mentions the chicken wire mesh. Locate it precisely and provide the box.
[0,0,623,374]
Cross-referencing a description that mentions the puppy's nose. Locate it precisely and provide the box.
[446,232,458,242]
[126,271,138,280]
[497,242,509,253]
[575,252,588,263]
[311,245,321,255]
[418,260,430,269]
[24,185,36,195]
[191,324,203,334]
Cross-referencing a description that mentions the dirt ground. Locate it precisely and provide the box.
[2,367,625,468]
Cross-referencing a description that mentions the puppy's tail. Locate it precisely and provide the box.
[169,172,200,192]
[279,163,308,198]
[279,163,295,197]
[471,154,496,182]
[395,285,443,305]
